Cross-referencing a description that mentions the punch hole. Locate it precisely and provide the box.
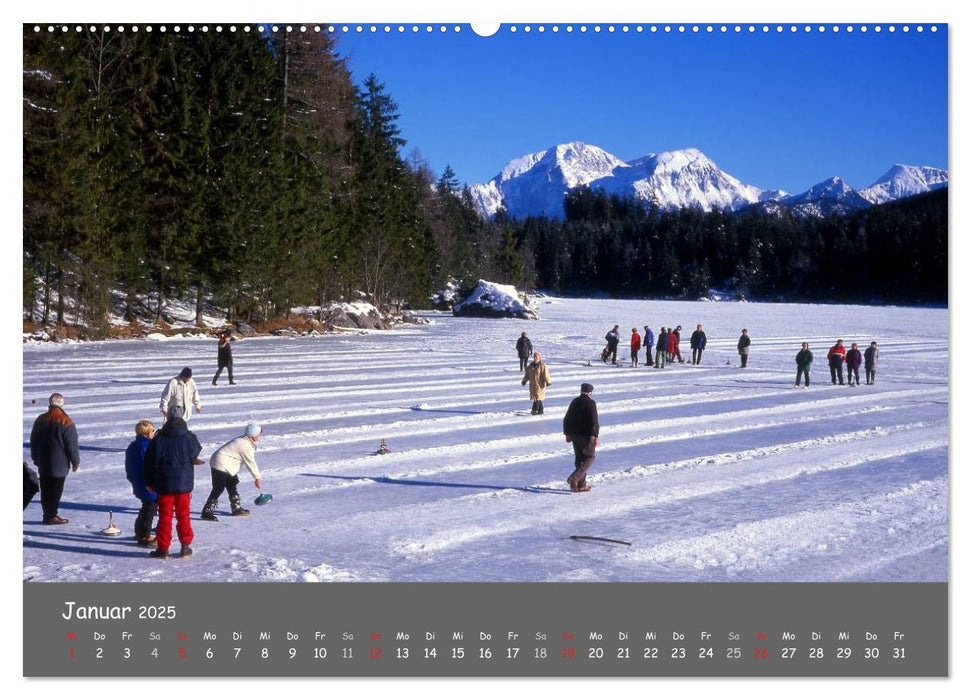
[472,22,502,37]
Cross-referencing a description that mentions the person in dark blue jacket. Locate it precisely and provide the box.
[642,326,655,365]
[690,324,708,365]
[125,420,158,545]
[143,408,203,559]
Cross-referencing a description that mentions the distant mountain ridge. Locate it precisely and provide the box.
[467,141,947,219]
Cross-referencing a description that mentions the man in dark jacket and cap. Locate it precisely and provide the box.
[515,332,533,372]
[563,383,600,493]
[795,342,813,388]
[143,406,203,558]
[737,329,751,368]
[29,393,80,524]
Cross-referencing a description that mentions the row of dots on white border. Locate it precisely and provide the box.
[33,24,939,34]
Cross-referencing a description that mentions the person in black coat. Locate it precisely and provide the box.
[795,342,813,388]
[864,342,879,385]
[690,324,708,365]
[212,331,235,385]
[563,383,600,493]
[737,329,751,368]
[143,408,203,558]
[604,326,620,365]
[28,393,80,524]
[654,328,669,368]
[23,462,39,510]
[516,332,533,372]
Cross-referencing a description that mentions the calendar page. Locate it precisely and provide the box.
[21,14,949,679]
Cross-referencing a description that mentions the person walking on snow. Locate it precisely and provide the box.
[795,342,813,388]
[604,325,620,365]
[212,331,236,385]
[690,324,707,365]
[630,328,642,367]
[125,419,158,545]
[737,329,751,368]
[655,327,669,368]
[160,367,202,422]
[522,351,552,415]
[202,424,263,521]
[516,332,533,372]
[563,383,600,493]
[143,406,203,558]
[29,393,80,525]
[864,341,880,385]
[846,342,863,386]
[827,339,846,385]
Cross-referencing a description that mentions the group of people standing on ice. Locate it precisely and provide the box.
[25,333,266,560]
[796,339,880,388]
[513,325,883,494]
[602,323,722,368]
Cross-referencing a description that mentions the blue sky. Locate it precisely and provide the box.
[335,24,948,194]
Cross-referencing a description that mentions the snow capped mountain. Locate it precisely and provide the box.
[778,176,873,217]
[860,164,949,205]
[589,148,768,213]
[470,144,779,219]
[468,142,628,218]
[468,143,946,220]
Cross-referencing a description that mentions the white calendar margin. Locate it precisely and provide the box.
[4,1,962,698]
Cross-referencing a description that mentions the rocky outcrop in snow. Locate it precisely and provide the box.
[452,280,538,320]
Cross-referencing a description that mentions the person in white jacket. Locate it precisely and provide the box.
[160,367,202,422]
[201,423,263,521]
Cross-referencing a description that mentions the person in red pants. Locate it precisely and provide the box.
[143,406,203,558]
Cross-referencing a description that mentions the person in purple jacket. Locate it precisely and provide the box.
[125,420,158,545]
[845,342,864,387]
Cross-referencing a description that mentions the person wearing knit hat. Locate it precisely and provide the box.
[159,368,202,422]
[563,383,599,493]
[201,424,263,521]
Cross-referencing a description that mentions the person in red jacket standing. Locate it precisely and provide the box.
[827,339,847,385]
[630,327,642,367]
[845,342,863,386]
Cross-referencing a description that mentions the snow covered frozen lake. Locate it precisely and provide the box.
[22,298,948,583]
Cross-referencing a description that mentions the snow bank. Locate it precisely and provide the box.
[452,280,538,320]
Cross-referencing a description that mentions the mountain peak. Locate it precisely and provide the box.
[861,163,948,204]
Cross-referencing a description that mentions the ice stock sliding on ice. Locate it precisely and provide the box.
[23,22,946,586]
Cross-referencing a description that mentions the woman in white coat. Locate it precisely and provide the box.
[201,424,263,521]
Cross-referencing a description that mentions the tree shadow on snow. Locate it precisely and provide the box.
[22,442,125,453]
[56,501,141,515]
[408,406,488,415]
[302,473,573,495]
[23,530,150,559]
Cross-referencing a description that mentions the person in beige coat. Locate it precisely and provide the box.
[160,367,202,422]
[201,424,263,521]
[521,351,552,415]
